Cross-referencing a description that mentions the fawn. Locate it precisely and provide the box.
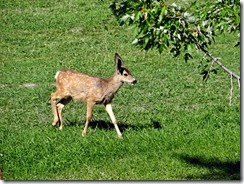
[50,53,137,138]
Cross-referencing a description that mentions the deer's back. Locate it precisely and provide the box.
[55,69,107,102]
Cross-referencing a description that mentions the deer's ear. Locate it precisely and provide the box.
[115,53,123,71]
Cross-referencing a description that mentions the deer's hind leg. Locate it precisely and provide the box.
[51,91,70,127]
[56,97,72,130]
[51,92,60,127]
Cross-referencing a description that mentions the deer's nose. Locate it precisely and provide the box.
[132,80,137,85]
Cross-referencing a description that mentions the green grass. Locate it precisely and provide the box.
[0,0,240,180]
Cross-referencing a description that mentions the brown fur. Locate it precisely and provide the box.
[50,53,137,138]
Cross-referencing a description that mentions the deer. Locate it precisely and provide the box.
[50,53,137,138]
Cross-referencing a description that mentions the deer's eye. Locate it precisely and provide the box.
[123,73,128,76]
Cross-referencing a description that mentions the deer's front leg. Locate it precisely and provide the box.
[82,101,95,137]
[105,104,122,138]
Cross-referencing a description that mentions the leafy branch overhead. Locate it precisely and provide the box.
[110,0,240,83]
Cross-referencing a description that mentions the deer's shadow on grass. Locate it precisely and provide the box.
[65,120,162,133]
[176,154,240,180]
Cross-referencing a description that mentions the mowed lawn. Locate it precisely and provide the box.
[0,0,240,180]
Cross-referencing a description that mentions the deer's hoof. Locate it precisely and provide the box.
[82,131,86,137]
[118,135,123,139]
[52,121,58,126]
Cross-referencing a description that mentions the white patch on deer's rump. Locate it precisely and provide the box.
[56,103,64,109]
[55,71,61,80]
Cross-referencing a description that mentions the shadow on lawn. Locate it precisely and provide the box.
[66,120,162,133]
[176,154,240,180]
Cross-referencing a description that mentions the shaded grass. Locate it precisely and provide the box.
[0,0,240,180]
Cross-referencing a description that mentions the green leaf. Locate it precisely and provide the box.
[184,53,193,62]
[132,38,139,45]
[135,11,142,21]
[187,44,194,53]
[163,34,169,47]
[201,70,209,81]
[144,36,150,46]
[159,44,164,53]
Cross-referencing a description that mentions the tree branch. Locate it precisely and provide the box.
[229,74,233,106]
[197,44,240,86]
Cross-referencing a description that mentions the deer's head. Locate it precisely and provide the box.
[115,53,137,85]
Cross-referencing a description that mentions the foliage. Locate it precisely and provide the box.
[110,0,240,79]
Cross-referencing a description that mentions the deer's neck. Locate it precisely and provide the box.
[100,72,123,105]
[106,72,123,94]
